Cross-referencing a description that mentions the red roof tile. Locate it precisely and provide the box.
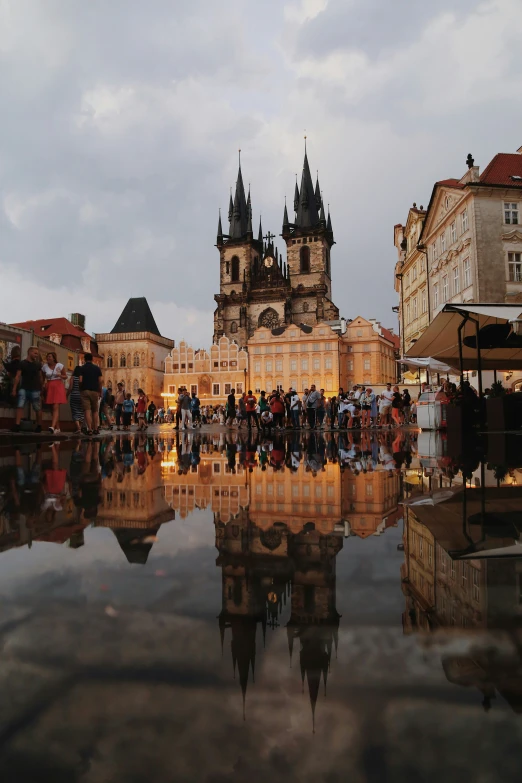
[381,327,400,349]
[436,178,465,188]
[479,153,522,186]
[11,317,101,357]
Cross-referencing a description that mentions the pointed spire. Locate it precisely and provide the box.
[246,188,253,237]
[294,178,300,213]
[326,206,333,234]
[296,144,320,229]
[283,199,290,234]
[228,151,250,240]
[217,209,223,244]
[319,195,326,225]
[315,172,322,210]
[258,216,263,244]
[228,189,233,223]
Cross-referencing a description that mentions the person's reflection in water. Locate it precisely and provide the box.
[225,436,236,474]
[74,441,102,522]
[191,435,201,472]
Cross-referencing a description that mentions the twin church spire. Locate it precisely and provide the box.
[216,145,333,245]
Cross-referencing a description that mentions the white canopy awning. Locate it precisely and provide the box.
[400,356,457,373]
[405,303,522,371]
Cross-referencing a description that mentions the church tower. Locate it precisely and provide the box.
[281,145,339,325]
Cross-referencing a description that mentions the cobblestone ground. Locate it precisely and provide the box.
[1,602,521,782]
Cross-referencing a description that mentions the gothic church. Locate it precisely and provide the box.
[214,148,339,346]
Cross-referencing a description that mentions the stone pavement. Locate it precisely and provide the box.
[0,600,521,782]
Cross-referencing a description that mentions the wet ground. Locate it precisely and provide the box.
[0,426,522,781]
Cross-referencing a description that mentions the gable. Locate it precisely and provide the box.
[422,185,466,239]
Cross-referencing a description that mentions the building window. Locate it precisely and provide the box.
[364,359,371,371]
[413,297,418,319]
[356,329,363,337]
[433,283,439,309]
[133,352,140,367]
[120,354,126,368]
[212,383,220,396]
[472,568,480,602]
[406,303,410,324]
[451,221,457,244]
[462,209,468,232]
[450,266,459,295]
[347,360,353,371]
[313,358,320,370]
[428,544,433,565]
[254,346,261,354]
[300,245,310,273]
[431,242,436,262]
[411,264,417,281]
[231,255,240,281]
[312,342,320,350]
[236,382,243,394]
[324,342,331,350]
[301,358,308,371]
[265,360,273,372]
[301,377,308,390]
[290,359,297,371]
[275,359,283,372]
[191,384,198,396]
[463,257,471,288]
[290,344,297,352]
[224,383,231,395]
[440,231,446,253]
[347,345,353,352]
[442,275,449,302]
[404,271,409,289]
[325,356,332,369]
[230,321,238,333]
[508,252,522,282]
[254,361,261,373]
[107,354,113,368]
[168,385,176,394]
[504,202,519,225]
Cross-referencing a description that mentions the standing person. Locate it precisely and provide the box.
[147,400,157,424]
[391,385,403,427]
[74,353,103,436]
[301,388,310,427]
[289,389,301,429]
[114,383,125,429]
[42,351,67,434]
[190,391,201,428]
[360,387,374,429]
[258,390,269,416]
[402,389,412,425]
[122,393,134,431]
[338,395,349,429]
[328,396,338,429]
[226,388,236,426]
[67,371,84,435]
[245,390,259,431]
[284,387,293,427]
[316,389,327,428]
[180,388,192,430]
[379,383,394,428]
[306,384,321,429]
[237,394,247,428]
[136,389,148,430]
[173,388,185,429]
[270,391,285,429]
[11,347,44,433]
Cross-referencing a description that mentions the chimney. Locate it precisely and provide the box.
[70,313,86,330]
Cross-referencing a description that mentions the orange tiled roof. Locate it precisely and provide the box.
[479,153,522,186]
[11,317,101,357]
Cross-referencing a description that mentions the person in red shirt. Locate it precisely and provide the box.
[269,392,285,429]
[245,390,259,431]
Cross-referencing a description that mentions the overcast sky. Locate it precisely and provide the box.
[1,0,522,346]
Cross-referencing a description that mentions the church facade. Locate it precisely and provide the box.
[214,148,339,346]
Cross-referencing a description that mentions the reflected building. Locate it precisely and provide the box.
[96,437,175,563]
[341,468,401,539]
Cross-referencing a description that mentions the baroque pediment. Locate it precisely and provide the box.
[502,229,522,243]
[423,186,466,237]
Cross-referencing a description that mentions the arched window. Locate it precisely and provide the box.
[231,255,240,282]
[133,352,140,367]
[258,308,280,328]
[107,354,113,368]
[120,354,126,368]
[300,245,310,274]
[230,321,238,334]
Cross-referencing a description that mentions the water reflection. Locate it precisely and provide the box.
[1,429,522,723]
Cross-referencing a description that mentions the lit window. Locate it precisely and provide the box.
[504,202,519,224]
[453,266,460,294]
[508,252,522,282]
[463,257,471,288]
[462,209,468,232]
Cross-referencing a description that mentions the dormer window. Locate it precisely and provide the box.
[49,333,61,344]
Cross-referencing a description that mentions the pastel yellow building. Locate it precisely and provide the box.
[163,335,249,408]
[341,468,401,538]
[247,322,341,394]
[340,316,399,389]
[393,207,429,360]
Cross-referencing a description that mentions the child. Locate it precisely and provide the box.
[122,393,135,431]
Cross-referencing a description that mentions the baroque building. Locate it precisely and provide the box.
[214,148,339,346]
[95,297,174,406]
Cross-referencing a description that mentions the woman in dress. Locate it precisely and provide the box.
[136,389,149,431]
[67,372,84,434]
[42,352,67,434]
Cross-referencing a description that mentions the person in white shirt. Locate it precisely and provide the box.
[379,383,394,427]
[289,390,301,429]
